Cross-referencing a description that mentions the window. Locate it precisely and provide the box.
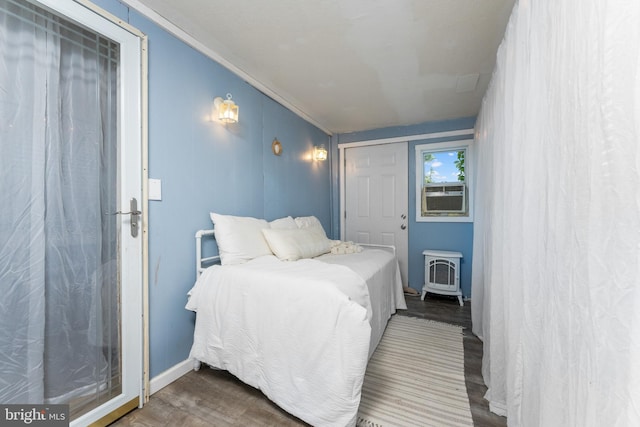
[415,139,473,222]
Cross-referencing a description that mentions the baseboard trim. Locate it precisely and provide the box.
[149,359,193,395]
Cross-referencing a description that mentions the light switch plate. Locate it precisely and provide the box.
[149,178,162,201]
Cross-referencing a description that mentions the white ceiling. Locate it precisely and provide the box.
[126,0,514,134]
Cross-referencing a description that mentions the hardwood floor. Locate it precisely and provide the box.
[112,294,506,427]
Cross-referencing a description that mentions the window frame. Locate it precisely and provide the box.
[415,139,474,223]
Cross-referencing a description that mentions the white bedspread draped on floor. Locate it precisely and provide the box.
[471,1,640,425]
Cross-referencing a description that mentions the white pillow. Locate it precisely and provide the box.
[210,213,272,265]
[294,215,328,237]
[262,228,332,261]
[269,216,297,229]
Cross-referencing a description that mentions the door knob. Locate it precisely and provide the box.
[401,224,407,230]
[401,214,407,219]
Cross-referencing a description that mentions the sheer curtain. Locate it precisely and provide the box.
[472,0,640,425]
[0,0,118,405]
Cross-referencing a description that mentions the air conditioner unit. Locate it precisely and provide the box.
[422,183,466,214]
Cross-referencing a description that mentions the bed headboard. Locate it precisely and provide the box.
[195,229,220,277]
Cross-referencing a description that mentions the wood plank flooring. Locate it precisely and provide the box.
[112,294,506,426]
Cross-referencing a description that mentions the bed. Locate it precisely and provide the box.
[185,213,406,427]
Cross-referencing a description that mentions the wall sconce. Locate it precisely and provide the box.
[213,93,239,123]
[272,138,282,156]
[314,144,328,161]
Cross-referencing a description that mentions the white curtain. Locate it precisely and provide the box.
[0,0,118,404]
[472,0,640,425]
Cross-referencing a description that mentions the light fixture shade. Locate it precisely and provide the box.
[214,93,239,123]
[272,138,282,156]
[314,144,328,161]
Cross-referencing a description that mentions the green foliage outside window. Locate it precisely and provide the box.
[455,150,465,182]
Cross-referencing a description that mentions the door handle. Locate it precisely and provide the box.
[107,198,141,237]
[401,214,407,220]
[401,224,407,230]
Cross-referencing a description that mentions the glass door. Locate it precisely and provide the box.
[0,0,143,424]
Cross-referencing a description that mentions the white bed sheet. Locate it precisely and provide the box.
[316,248,407,357]
[185,248,406,427]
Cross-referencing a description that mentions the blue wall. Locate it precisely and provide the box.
[93,0,475,380]
[334,118,476,297]
[95,0,330,378]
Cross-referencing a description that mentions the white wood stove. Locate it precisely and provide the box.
[421,249,463,306]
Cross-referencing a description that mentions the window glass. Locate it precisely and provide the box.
[415,140,473,222]
[423,149,465,184]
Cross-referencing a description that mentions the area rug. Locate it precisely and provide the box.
[356,315,473,427]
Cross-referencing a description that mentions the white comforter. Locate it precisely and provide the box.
[186,250,405,427]
[316,248,407,358]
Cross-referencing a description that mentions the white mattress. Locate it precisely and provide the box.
[185,248,406,427]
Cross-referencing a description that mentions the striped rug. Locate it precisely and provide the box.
[357,315,473,427]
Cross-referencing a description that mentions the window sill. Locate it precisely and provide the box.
[416,215,473,223]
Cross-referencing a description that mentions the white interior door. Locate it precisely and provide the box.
[0,1,144,425]
[343,142,408,285]
[39,2,144,425]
